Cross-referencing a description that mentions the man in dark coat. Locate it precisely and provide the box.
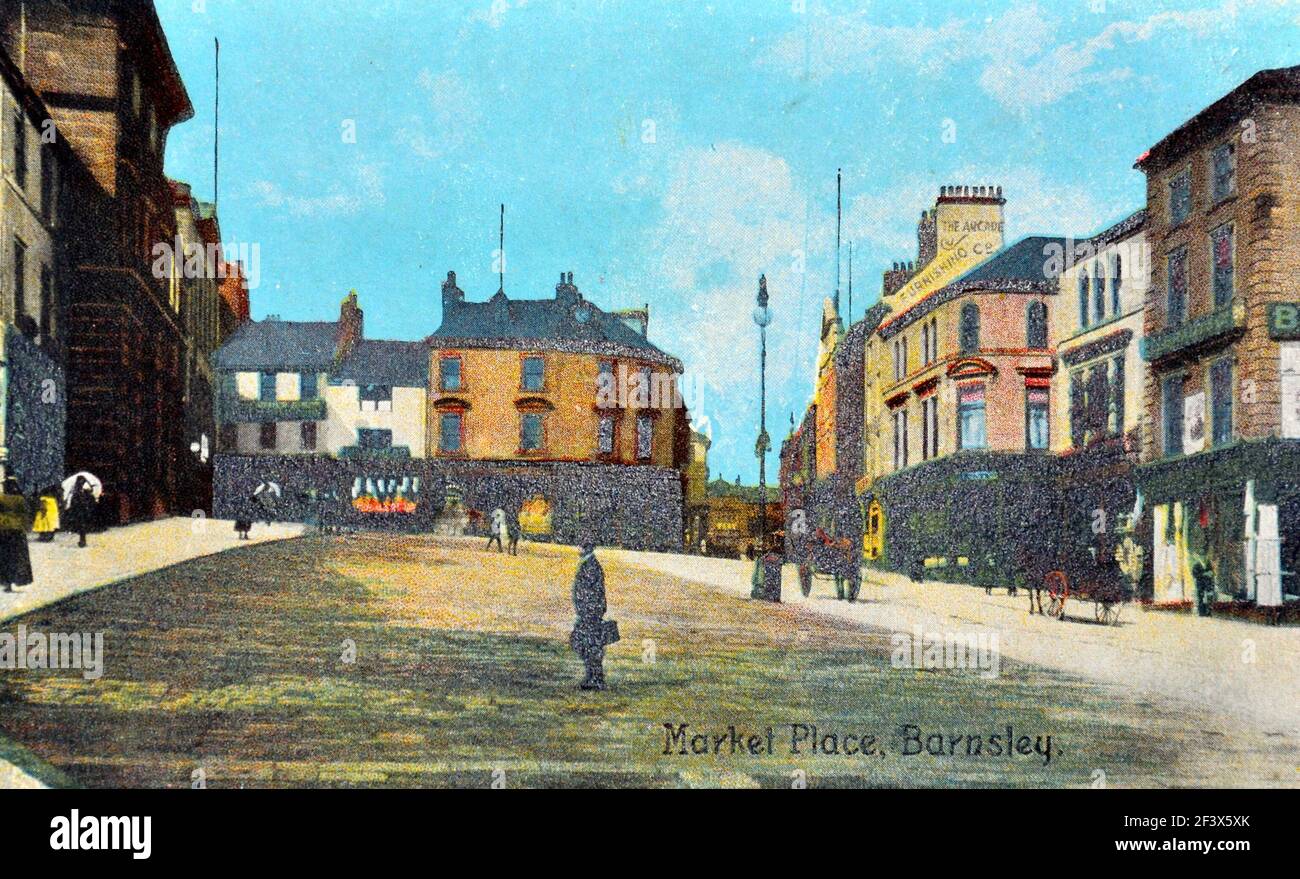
[66,477,97,548]
[570,539,610,691]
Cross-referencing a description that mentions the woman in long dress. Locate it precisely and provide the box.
[0,477,34,592]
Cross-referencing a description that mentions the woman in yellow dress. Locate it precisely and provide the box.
[32,487,60,542]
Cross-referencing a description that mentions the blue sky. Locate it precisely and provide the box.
[159,0,1299,484]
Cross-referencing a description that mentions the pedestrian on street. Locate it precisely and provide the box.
[486,507,505,553]
[506,506,521,556]
[570,538,617,691]
[65,476,98,549]
[0,476,34,593]
[234,493,256,540]
[32,486,60,543]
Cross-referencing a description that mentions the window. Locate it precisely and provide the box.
[220,423,237,452]
[920,396,939,460]
[12,238,25,321]
[522,356,545,391]
[957,385,986,450]
[1162,374,1184,457]
[300,422,317,451]
[39,265,53,345]
[597,415,616,455]
[259,371,276,401]
[921,318,938,366]
[636,415,653,460]
[892,338,907,381]
[259,422,277,451]
[300,372,318,400]
[361,384,392,411]
[1211,142,1236,203]
[12,109,26,191]
[1026,387,1049,450]
[40,143,55,222]
[521,413,544,451]
[1283,344,1300,440]
[1110,355,1126,437]
[439,412,462,453]
[1166,247,1188,328]
[1026,301,1048,349]
[1210,358,1233,448]
[892,408,909,469]
[1211,224,1234,308]
[959,302,980,354]
[440,356,462,391]
[1078,271,1090,329]
[1110,253,1122,316]
[1085,365,1110,442]
[1069,370,1087,448]
[1092,262,1106,323]
[1169,168,1191,226]
[358,428,393,451]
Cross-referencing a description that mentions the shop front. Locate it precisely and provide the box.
[1137,439,1300,619]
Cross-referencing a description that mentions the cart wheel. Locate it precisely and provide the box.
[1095,601,1121,626]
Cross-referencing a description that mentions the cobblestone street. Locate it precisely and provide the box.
[0,535,1293,788]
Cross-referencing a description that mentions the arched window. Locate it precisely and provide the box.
[1111,253,1123,315]
[1026,301,1048,349]
[1078,270,1090,329]
[959,302,980,354]
[1092,262,1106,323]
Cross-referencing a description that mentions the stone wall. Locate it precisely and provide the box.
[5,326,66,494]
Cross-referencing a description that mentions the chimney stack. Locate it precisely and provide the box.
[336,290,363,362]
[441,270,464,314]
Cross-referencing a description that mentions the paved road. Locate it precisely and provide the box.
[607,550,1300,737]
[1,517,304,788]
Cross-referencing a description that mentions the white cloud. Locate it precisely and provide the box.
[250,162,386,217]
[619,143,839,450]
[397,70,482,161]
[762,0,1284,114]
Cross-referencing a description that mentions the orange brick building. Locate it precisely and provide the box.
[425,271,689,550]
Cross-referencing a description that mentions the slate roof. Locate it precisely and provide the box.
[948,236,1067,288]
[213,320,340,371]
[433,292,671,358]
[334,339,429,388]
[878,236,1067,338]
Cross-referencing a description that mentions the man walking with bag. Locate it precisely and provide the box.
[570,538,618,691]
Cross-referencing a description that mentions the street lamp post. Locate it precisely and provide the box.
[753,275,772,555]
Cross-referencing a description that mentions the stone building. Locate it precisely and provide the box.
[212,291,435,529]
[169,179,226,513]
[0,0,196,523]
[683,428,710,552]
[0,43,69,494]
[426,271,688,550]
[1051,210,1150,578]
[1135,65,1300,615]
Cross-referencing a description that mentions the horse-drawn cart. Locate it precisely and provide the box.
[1042,568,1130,625]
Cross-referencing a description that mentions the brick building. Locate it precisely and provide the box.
[0,0,196,523]
[427,271,689,550]
[1135,65,1300,614]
